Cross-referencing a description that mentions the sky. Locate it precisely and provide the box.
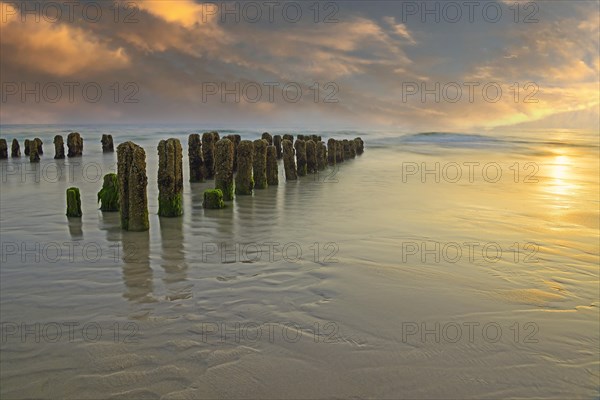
[0,0,598,132]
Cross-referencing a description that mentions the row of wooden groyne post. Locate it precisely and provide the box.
[0,133,365,231]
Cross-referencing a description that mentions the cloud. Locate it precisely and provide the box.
[0,2,130,77]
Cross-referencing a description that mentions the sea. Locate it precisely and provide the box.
[0,124,598,399]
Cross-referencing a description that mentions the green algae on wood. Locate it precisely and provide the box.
[117,141,149,231]
[235,140,254,195]
[157,138,184,217]
[97,173,119,212]
[188,133,204,182]
[66,187,82,217]
[282,139,297,181]
[53,135,65,159]
[214,138,234,201]
[253,139,268,189]
[203,189,225,209]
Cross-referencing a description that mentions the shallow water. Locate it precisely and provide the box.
[1,126,598,399]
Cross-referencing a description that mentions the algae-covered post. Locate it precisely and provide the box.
[157,138,184,217]
[66,187,82,217]
[253,139,268,189]
[98,173,119,211]
[202,132,216,179]
[53,135,65,159]
[24,139,30,156]
[33,138,43,155]
[283,134,294,146]
[349,140,357,158]
[225,134,241,172]
[294,139,307,176]
[273,135,282,159]
[29,141,40,163]
[261,132,273,145]
[235,140,254,195]
[214,138,234,201]
[327,139,336,166]
[188,133,204,182]
[335,139,344,163]
[342,139,351,159]
[0,139,7,159]
[117,141,149,231]
[101,134,114,152]
[67,132,83,157]
[354,137,364,154]
[11,139,20,158]
[203,189,225,209]
[266,145,278,185]
[282,139,297,181]
[305,140,317,174]
[316,141,326,170]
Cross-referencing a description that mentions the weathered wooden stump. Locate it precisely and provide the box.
[157,138,184,217]
[294,139,307,176]
[327,139,336,166]
[98,173,119,211]
[273,135,283,159]
[67,132,83,157]
[349,140,357,158]
[66,187,82,217]
[33,138,43,155]
[253,139,268,189]
[29,141,40,163]
[203,189,225,209]
[0,139,7,159]
[24,139,30,156]
[354,137,364,154]
[215,138,234,201]
[316,141,327,170]
[202,132,216,179]
[306,140,317,173]
[266,145,278,185]
[11,139,20,158]
[335,139,344,163]
[342,139,351,159]
[261,132,273,145]
[225,134,241,172]
[117,141,149,231]
[282,139,297,181]
[188,133,204,182]
[283,134,294,146]
[235,140,254,195]
[101,134,114,152]
[53,135,65,159]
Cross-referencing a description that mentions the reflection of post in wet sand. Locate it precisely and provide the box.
[120,231,154,303]
[159,216,188,285]
[67,217,83,239]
